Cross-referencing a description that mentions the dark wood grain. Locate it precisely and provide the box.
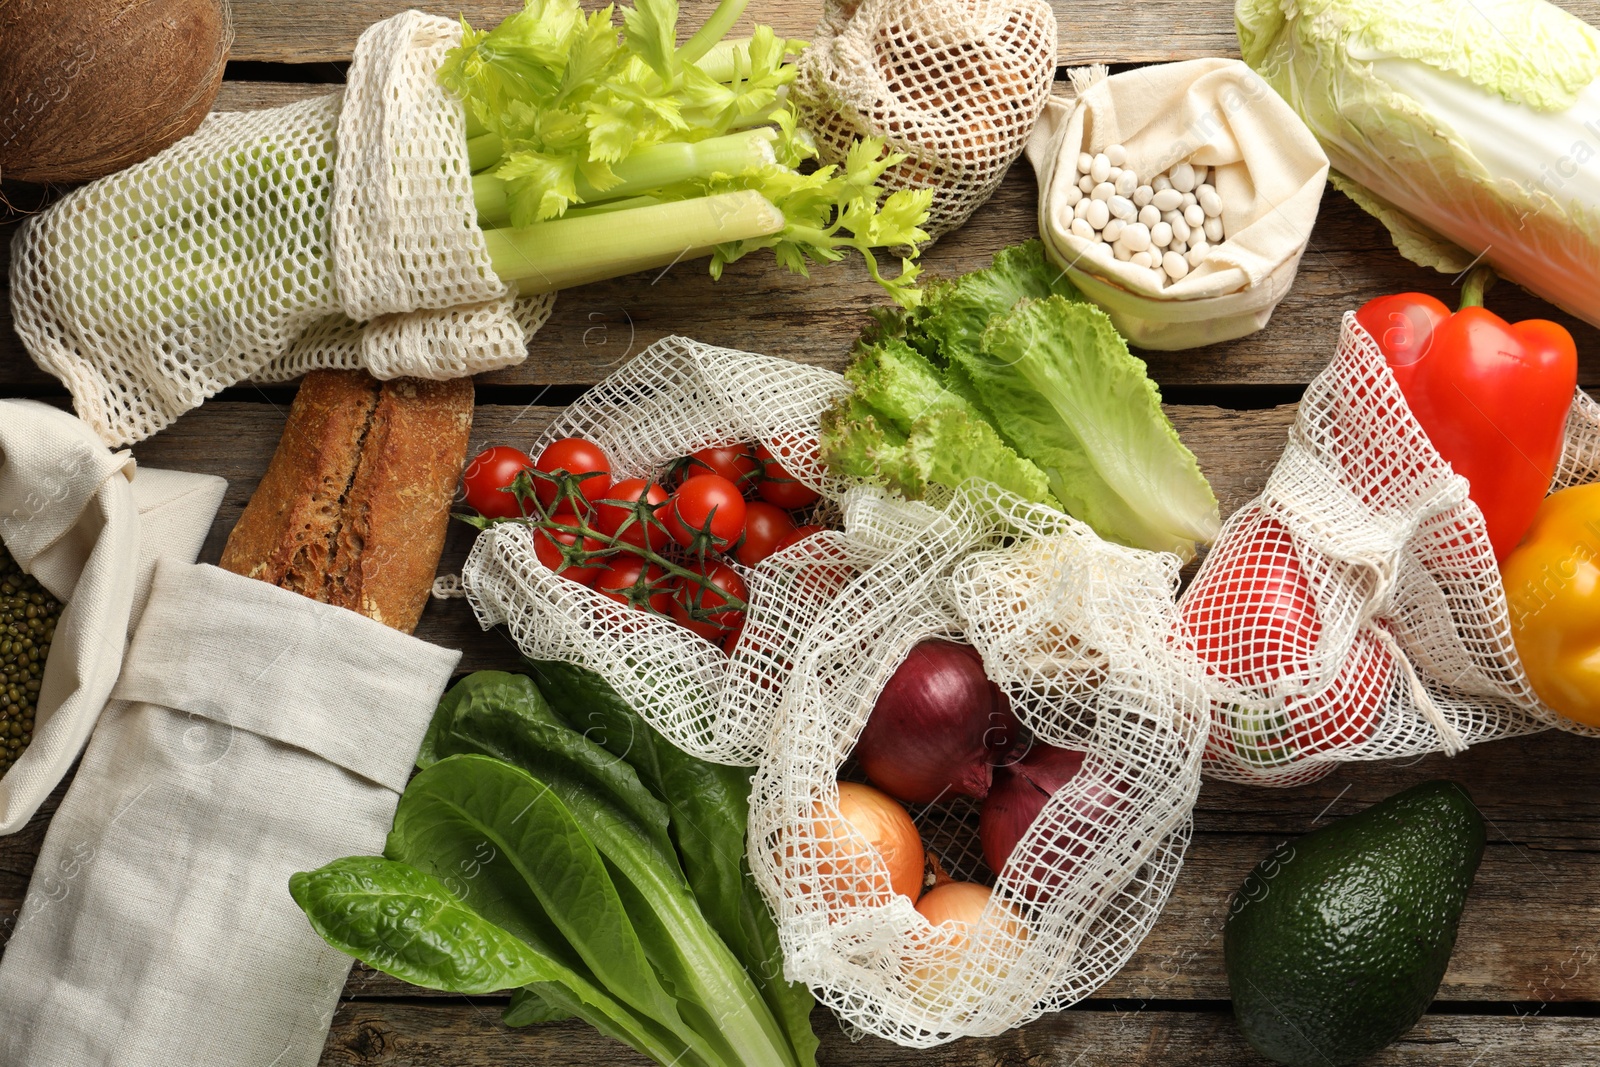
[217,0,1600,67]
[314,998,1600,1066]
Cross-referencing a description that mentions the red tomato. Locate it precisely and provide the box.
[678,445,761,495]
[754,444,820,509]
[666,475,747,551]
[777,524,826,552]
[534,438,613,512]
[595,479,670,551]
[735,502,798,567]
[722,620,745,655]
[532,514,604,586]
[462,445,535,519]
[594,557,672,614]
[669,561,748,641]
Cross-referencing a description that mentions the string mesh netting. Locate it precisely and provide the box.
[461,336,861,767]
[791,0,1057,244]
[8,11,552,447]
[747,482,1210,1045]
[1181,312,1597,787]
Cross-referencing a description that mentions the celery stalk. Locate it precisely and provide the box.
[473,130,777,228]
[486,190,785,293]
[677,0,751,65]
[467,132,503,172]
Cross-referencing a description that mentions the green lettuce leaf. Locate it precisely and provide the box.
[975,296,1220,558]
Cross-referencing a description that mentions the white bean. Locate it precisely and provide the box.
[1171,239,1188,255]
[1198,185,1223,217]
[1086,198,1111,230]
[1102,218,1126,244]
[1133,185,1154,208]
[1109,195,1136,221]
[1090,153,1112,184]
[1092,182,1116,202]
[1071,217,1096,241]
[1184,204,1205,229]
[1107,166,1123,184]
[1163,250,1190,279]
[1204,215,1224,242]
[1181,192,1198,210]
[1078,152,1095,176]
[1150,221,1173,248]
[1114,170,1138,197]
[1063,183,1083,207]
[1106,144,1128,167]
[1152,174,1172,192]
[1131,250,1155,268]
[1074,197,1091,220]
[1138,204,1161,228]
[1113,240,1133,262]
[1087,240,1113,259]
[1121,222,1151,251]
[1152,188,1183,213]
[1186,243,1210,267]
[1193,164,1208,185]
[1171,216,1192,244]
[1170,162,1196,193]
[1079,175,1095,194]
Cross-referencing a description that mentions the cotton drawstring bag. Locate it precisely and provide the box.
[0,560,462,1067]
[1180,313,1598,787]
[8,11,553,447]
[463,335,856,767]
[1028,59,1329,351]
[747,482,1210,1045]
[791,0,1059,243]
[0,401,224,834]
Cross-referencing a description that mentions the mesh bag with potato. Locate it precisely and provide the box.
[791,0,1059,244]
[746,482,1209,1045]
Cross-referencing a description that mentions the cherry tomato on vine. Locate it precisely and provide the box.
[462,445,535,519]
[777,524,826,552]
[668,560,748,641]
[534,437,613,511]
[594,557,672,614]
[666,474,747,551]
[753,444,820,509]
[595,478,670,551]
[735,502,799,567]
[722,620,745,655]
[532,513,604,586]
[678,445,761,494]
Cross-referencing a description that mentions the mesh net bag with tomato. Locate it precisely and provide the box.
[1182,300,1600,787]
[746,481,1210,1045]
[460,336,870,766]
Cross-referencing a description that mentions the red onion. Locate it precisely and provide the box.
[980,743,1129,900]
[854,639,1020,805]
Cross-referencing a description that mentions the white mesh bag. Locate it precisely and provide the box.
[8,11,554,447]
[1180,312,1592,787]
[461,335,860,766]
[747,482,1210,1045]
[791,0,1058,244]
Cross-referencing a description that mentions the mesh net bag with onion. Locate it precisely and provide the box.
[790,0,1059,244]
[461,336,869,767]
[745,481,1210,1045]
[7,11,552,447]
[1180,312,1600,787]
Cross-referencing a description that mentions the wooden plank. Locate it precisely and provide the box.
[315,999,1600,1065]
[218,0,1600,66]
[6,163,1597,393]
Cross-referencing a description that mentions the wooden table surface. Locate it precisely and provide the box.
[7,2,1600,1064]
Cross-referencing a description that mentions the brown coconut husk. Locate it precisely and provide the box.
[0,0,233,185]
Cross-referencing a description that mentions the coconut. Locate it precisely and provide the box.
[0,0,232,185]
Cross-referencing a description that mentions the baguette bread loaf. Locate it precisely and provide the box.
[220,370,473,634]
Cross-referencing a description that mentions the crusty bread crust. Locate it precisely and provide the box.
[220,370,473,634]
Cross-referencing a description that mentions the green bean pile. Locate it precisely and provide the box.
[1,544,60,777]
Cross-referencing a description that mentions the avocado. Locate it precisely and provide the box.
[1224,780,1486,1066]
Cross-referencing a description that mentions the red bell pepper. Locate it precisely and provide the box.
[1357,269,1578,562]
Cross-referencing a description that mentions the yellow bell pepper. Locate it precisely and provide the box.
[1503,484,1600,727]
